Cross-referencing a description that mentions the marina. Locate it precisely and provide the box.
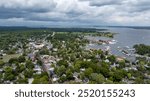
[85,27,150,61]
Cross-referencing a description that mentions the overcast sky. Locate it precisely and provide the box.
[0,0,150,27]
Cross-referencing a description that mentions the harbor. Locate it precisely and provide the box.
[85,27,150,62]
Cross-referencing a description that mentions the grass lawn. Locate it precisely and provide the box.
[2,54,21,62]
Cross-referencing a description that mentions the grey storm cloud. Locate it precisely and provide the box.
[80,0,150,12]
[0,0,56,12]
[124,0,150,12]
[79,0,122,6]
[0,0,150,26]
[0,0,56,19]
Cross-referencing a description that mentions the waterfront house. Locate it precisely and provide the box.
[28,53,35,61]
[33,65,42,74]
[0,68,3,73]
[116,57,125,62]
[34,43,45,49]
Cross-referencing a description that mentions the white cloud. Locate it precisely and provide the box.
[0,0,150,26]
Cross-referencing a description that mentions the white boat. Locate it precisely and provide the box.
[125,46,130,49]
[105,46,110,51]
[109,40,117,44]
[117,46,120,49]
[89,43,94,46]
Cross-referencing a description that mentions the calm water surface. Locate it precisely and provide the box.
[86,27,150,61]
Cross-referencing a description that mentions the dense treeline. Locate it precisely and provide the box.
[134,44,150,56]
[47,32,80,41]
[0,27,105,50]
[0,27,105,32]
[0,29,52,51]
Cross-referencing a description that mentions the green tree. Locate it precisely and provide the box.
[74,60,82,72]
[99,62,110,78]
[134,77,144,84]
[37,60,43,66]
[56,65,66,76]
[90,73,105,84]
[25,60,34,69]
[112,69,127,82]
[32,75,49,84]
[66,69,74,80]
[18,55,26,63]
[16,64,25,73]
[16,76,28,84]
[127,73,132,79]
[107,55,116,64]
[134,44,150,56]
[0,73,3,83]
[0,60,5,68]
[4,67,15,81]
[105,79,113,84]
[4,67,13,73]
[59,75,67,83]
[8,58,18,64]
[57,60,68,67]
[119,61,125,68]
[24,69,34,78]
[4,74,15,81]
[84,68,93,78]
[39,48,50,55]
